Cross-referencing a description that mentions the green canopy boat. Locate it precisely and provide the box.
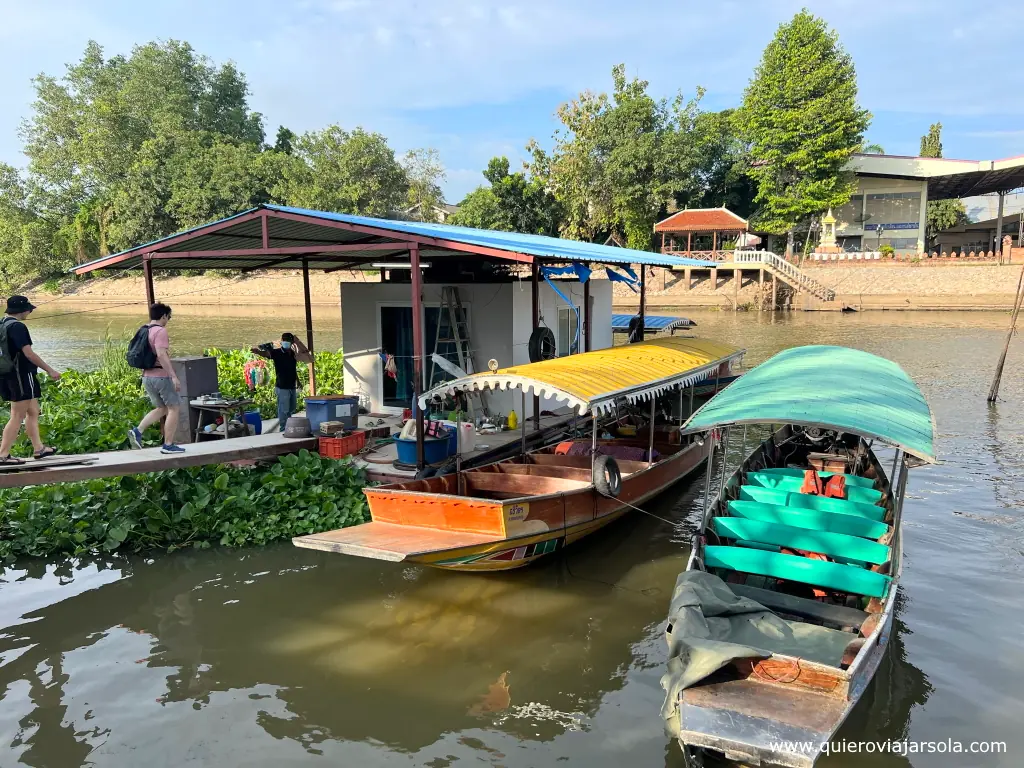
[660,346,934,768]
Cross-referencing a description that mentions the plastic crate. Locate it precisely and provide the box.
[318,430,366,459]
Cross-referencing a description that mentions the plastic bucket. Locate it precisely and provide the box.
[394,434,451,465]
[304,395,358,434]
[243,410,262,435]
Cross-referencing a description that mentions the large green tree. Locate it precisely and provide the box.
[279,125,408,216]
[402,148,446,222]
[450,156,559,234]
[737,11,870,235]
[919,122,969,249]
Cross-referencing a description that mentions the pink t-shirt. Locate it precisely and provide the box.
[143,324,170,378]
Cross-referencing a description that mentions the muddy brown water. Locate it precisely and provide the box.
[2,308,1023,767]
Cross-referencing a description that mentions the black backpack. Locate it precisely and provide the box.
[126,324,158,369]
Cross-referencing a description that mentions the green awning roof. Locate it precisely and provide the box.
[683,345,935,463]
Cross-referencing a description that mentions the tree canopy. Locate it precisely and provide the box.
[919,122,970,248]
[737,10,870,235]
[0,40,445,289]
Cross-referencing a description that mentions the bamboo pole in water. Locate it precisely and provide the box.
[987,265,1024,403]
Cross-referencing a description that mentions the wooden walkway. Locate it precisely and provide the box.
[0,433,317,490]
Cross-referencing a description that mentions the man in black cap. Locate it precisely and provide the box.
[0,295,61,464]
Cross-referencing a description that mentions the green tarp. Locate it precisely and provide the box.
[660,571,855,737]
[683,345,935,463]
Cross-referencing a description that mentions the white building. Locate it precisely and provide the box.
[342,279,612,417]
[837,154,1024,253]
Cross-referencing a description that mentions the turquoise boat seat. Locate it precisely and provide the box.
[745,472,884,504]
[738,486,886,522]
[727,500,889,540]
[704,545,891,599]
[712,517,891,566]
[755,467,878,490]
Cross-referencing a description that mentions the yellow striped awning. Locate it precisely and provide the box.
[419,337,744,415]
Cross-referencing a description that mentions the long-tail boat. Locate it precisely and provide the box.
[660,345,935,767]
[294,338,744,571]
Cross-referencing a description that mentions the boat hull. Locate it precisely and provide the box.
[295,438,711,571]
[666,427,904,766]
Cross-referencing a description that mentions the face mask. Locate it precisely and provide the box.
[281,341,292,350]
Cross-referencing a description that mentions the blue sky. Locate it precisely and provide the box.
[0,0,1020,202]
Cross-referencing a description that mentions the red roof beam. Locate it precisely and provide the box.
[148,242,408,259]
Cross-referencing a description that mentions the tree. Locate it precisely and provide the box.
[860,142,885,154]
[449,186,502,229]
[402,148,446,222]
[737,11,870,235]
[681,109,757,217]
[274,126,296,155]
[919,122,969,248]
[280,125,407,216]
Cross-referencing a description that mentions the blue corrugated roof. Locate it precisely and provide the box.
[72,204,717,273]
[264,205,715,267]
[611,314,696,332]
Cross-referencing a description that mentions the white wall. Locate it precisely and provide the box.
[341,282,513,414]
[341,278,612,417]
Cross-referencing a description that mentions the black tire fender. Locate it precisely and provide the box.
[528,326,557,362]
[593,454,622,497]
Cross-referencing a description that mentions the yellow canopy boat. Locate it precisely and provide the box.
[294,338,745,571]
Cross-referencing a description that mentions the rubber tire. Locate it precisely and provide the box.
[593,454,622,498]
[627,316,644,344]
[528,326,557,362]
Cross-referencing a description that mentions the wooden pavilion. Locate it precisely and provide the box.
[654,207,749,258]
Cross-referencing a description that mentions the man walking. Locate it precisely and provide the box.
[128,303,185,454]
[0,295,61,464]
[251,333,312,430]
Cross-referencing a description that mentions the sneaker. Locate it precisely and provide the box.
[160,444,185,454]
[128,427,143,449]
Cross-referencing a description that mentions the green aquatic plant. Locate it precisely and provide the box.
[0,450,368,561]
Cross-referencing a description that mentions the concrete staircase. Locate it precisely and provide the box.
[732,251,837,302]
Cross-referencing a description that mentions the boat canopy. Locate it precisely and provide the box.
[683,345,936,463]
[419,337,744,416]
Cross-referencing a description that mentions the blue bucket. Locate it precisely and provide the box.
[393,426,456,465]
[243,410,262,435]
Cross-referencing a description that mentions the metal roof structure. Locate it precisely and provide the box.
[72,204,717,275]
[683,345,935,463]
[851,153,1024,200]
[418,337,744,416]
[611,314,695,332]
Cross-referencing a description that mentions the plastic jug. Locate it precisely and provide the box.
[507,409,518,430]
[459,422,475,453]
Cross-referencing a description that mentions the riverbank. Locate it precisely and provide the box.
[28,262,1024,313]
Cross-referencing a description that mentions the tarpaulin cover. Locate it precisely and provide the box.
[659,571,854,736]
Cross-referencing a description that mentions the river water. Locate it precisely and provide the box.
[1,309,1023,767]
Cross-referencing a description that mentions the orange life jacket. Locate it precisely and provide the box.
[800,470,823,495]
[824,474,846,499]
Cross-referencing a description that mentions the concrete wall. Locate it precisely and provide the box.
[340,279,611,417]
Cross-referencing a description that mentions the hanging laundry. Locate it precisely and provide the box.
[383,353,398,381]
[242,359,269,390]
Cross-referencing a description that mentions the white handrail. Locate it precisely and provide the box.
[732,250,836,301]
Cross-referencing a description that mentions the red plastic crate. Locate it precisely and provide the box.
[318,430,366,459]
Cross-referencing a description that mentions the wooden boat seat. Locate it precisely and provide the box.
[704,545,891,598]
[527,453,649,475]
[738,486,886,522]
[744,472,883,504]
[463,471,589,499]
[727,500,889,540]
[755,467,878,490]
[712,517,891,566]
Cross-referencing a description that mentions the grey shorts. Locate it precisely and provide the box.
[143,376,181,407]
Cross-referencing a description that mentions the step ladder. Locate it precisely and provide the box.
[428,286,489,416]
